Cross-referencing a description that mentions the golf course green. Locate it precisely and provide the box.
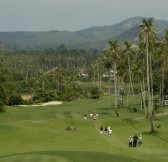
[0,96,167,162]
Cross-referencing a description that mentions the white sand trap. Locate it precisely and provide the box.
[19,101,62,107]
[40,101,62,106]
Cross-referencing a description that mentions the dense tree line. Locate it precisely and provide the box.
[92,18,168,132]
[0,44,100,105]
[0,43,6,112]
[3,45,98,79]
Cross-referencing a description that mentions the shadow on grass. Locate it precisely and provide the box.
[0,151,136,162]
[99,107,112,111]
[142,130,159,135]
[142,131,168,142]
[99,112,114,118]
[123,118,139,130]
[0,124,18,131]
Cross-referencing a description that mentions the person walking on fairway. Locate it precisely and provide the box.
[96,113,99,119]
[133,134,138,147]
[107,126,110,132]
[104,126,108,135]
[100,126,103,135]
[90,113,93,119]
[84,113,87,120]
[108,128,112,136]
[129,136,133,147]
[138,134,142,147]
[93,115,97,121]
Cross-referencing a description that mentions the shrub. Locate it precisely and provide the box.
[33,89,56,103]
[133,107,137,112]
[0,106,5,113]
[0,85,6,112]
[7,93,24,105]
[89,87,102,99]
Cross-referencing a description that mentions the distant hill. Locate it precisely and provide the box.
[0,17,168,50]
[75,16,145,42]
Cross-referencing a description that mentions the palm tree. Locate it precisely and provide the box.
[123,41,135,98]
[133,46,147,115]
[155,29,168,105]
[139,18,157,132]
[64,72,80,100]
[38,69,47,92]
[103,51,113,108]
[97,57,105,90]
[53,66,64,92]
[104,40,120,113]
[46,66,65,93]
[92,57,104,90]
[162,29,168,96]
[91,63,96,87]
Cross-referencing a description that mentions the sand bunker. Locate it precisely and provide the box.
[20,101,62,107]
[40,101,62,106]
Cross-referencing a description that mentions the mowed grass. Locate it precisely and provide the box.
[0,96,168,162]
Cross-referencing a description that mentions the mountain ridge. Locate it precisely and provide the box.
[0,17,168,50]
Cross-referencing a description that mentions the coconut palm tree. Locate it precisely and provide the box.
[133,46,147,115]
[122,41,137,97]
[103,52,113,108]
[92,57,105,90]
[104,40,120,113]
[47,66,65,93]
[91,63,96,87]
[155,29,168,105]
[139,18,157,132]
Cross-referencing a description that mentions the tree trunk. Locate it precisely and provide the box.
[108,69,111,108]
[146,38,155,132]
[161,69,164,106]
[114,63,118,110]
[140,81,147,115]
[128,57,134,98]
[149,52,154,113]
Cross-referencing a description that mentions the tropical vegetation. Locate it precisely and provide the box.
[0,18,168,132]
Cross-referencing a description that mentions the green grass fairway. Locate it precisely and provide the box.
[0,96,168,162]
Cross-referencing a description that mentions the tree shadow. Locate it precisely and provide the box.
[123,118,139,130]
[142,131,168,142]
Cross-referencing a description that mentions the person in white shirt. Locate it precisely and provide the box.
[90,113,93,119]
[84,113,87,120]
[100,126,103,134]
[129,136,133,147]
[108,128,112,136]
[107,126,110,132]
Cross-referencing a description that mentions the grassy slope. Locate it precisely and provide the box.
[0,96,168,162]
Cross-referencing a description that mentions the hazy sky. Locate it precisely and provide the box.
[0,0,168,32]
